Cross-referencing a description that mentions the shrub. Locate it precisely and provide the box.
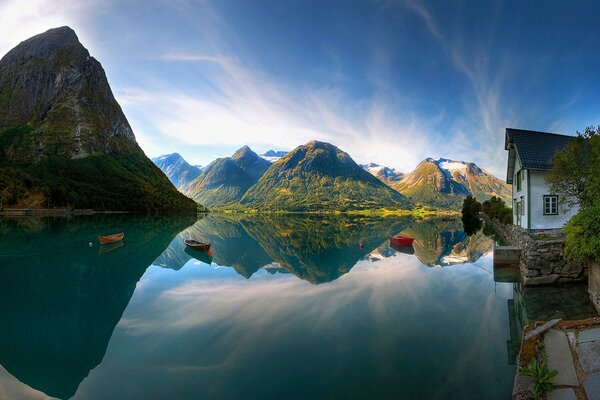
[482,196,512,225]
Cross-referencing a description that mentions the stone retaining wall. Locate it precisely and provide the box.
[483,215,586,285]
[589,260,600,313]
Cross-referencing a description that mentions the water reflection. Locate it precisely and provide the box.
[495,265,598,364]
[1,214,596,400]
[0,215,195,399]
[155,215,495,281]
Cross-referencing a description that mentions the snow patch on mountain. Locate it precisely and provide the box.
[439,160,467,172]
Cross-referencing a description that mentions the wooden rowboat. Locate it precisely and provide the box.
[98,232,124,244]
[390,234,414,246]
[184,239,211,252]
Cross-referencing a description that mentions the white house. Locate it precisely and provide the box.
[505,128,579,231]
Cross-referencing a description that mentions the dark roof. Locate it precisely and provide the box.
[505,128,575,170]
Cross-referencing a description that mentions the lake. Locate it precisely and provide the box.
[0,214,597,399]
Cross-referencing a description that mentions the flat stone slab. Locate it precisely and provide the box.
[524,319,561,341]
[584,372,600,400]
[545,329,579,386]
[577,340,600,374]
[579,327,600,343]
[548,388,577,400]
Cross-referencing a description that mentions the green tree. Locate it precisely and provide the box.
[461,196,482,235]
[482,196,512,224]
[546,126,600,262]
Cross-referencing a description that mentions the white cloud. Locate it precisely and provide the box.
[0,0,104,58]
[117,52,435,173]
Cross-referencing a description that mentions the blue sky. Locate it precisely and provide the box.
[1,0,600,176]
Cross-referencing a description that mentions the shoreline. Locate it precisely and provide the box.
[0,207,460,218]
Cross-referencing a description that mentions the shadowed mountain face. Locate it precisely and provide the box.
[152,153,201,189]
[183,146,270,208]
[241,141,412,211]
[393,158,511,209]
[0,27,196,211]
[0,215,195,399]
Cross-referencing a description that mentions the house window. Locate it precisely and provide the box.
[520,196,525,215]
[516,170,522,191]
[544,195,558,215]
[516,201,522,224]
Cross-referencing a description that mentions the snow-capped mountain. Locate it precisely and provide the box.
[361,163,404,184]
[392,157,511,208]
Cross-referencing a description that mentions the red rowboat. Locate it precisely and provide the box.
[98,232,124,244]
[390,234,414,246]
[185,239,211,252]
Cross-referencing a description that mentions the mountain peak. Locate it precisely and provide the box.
[232,145,256,159]
[306,140,328,148]
[241,142,411,211]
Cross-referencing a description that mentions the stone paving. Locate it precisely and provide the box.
[513,319,600,400]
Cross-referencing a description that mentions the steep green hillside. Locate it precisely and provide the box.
[0,27,196,212]
[241,140,412,211]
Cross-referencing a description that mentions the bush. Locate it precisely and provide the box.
[482,196,512,225]
[563,204,600,263]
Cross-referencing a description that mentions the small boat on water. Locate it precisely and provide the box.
[98,232,124,244]
[390,234,414,246]
[184,239,211,252]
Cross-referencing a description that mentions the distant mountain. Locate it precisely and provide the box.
[241,140,412,211]
[0,27,196,212]
[362,163,404,185]
[183,146,270,208]
[152,153,201,188]
[263,150,288,157]
[392,158,511,209]
[261,149,288,163]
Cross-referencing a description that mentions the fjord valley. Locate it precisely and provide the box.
[3,0,599,397]
[0,27,195,212]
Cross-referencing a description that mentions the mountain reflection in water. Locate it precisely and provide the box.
[0,215,196,399]
[155,215,495,280]
[0,214,596,400]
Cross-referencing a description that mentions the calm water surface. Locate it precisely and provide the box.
[0,214,596,400]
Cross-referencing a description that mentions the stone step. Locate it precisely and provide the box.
[544,329,579,386]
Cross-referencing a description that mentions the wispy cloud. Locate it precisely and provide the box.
[118,51,434,171]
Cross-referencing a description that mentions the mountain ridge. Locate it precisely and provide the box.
[240,140,412,211]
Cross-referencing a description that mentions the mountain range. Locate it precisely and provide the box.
[182,146,271,208]
[0,27,196,212]
[156,147,510,210]
[241,140,411,211]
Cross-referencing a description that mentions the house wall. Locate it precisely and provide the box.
[511,157,528,229]
[529,171,579,230]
